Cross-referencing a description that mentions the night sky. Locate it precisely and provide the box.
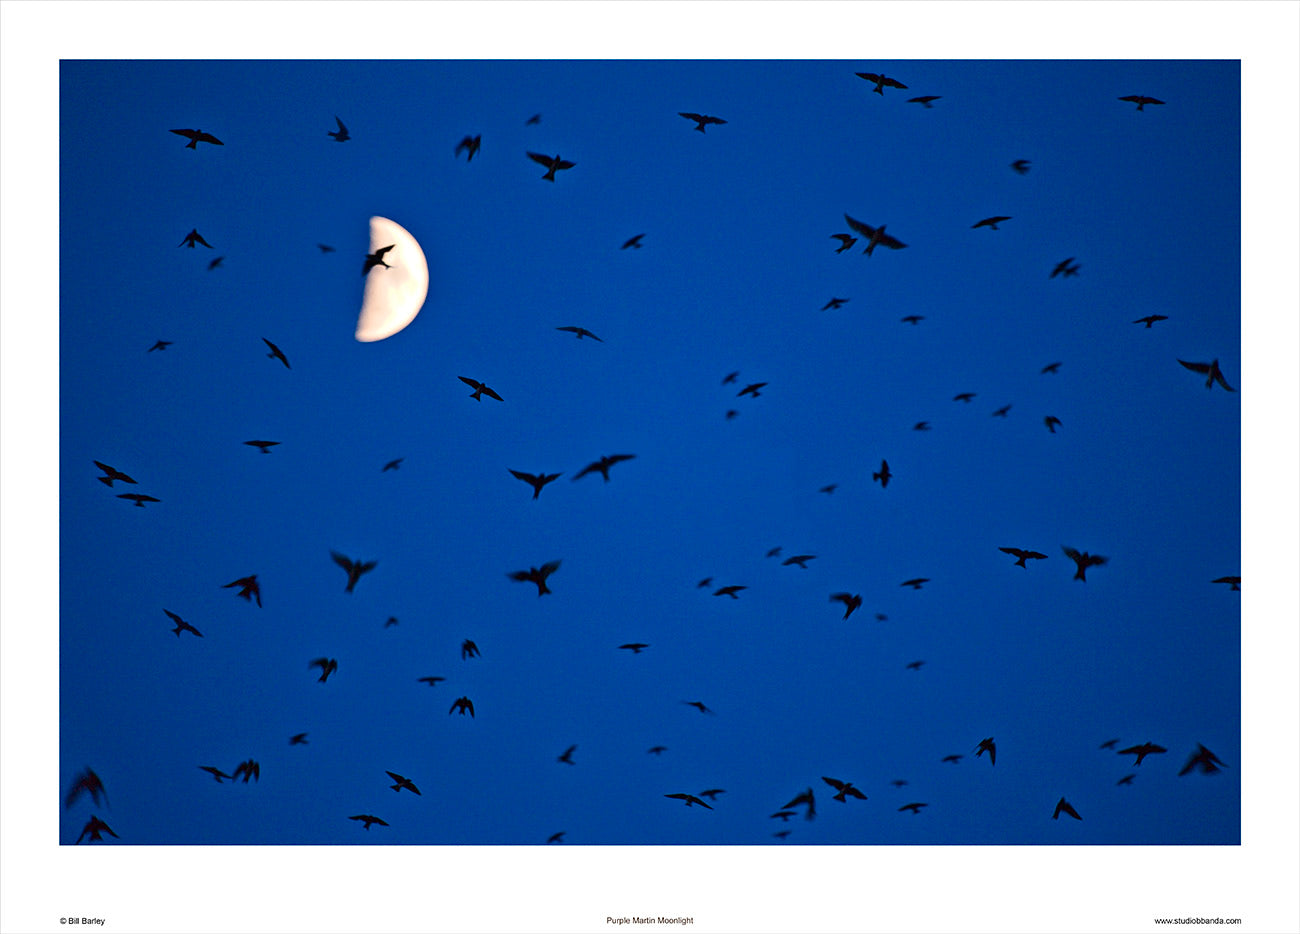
[5,3,1299,933]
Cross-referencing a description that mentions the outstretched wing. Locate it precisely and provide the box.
[526,151,556,168]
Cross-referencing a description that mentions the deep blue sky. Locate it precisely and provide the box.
[5,3,1300,933]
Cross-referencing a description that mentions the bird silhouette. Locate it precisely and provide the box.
[1133,314,1169,328]
[974,737,997,765]
[199,765,233,782]
[232,759,260,783]
[1177,358,1235,391]
[244,440,279,453]
[1099,738,1120,750]
[782,555,816,568]
[163,608,203,638]
[619,643,650,654]
[458,376,503,401]
[821,297,848,310]
[316,243,335,253]
[289,733,309,745]
[449,696,475,717]
[905,660,926,670]
[65,768,108,809]
[509,469,563,499]
[678,112,727,132]
[781,787,816,820]
[999,547,1048,568]
[898,802,928,814]
[147,339,173,352]
[1212,576,1241,591]
[873,459,892,488]
[382,458,403,472]
[461,640,480,660]
[991,404,1012,418]
[822,776,867,802]
[772,830,792,840]
[556,745,577,765]
[695,577,713,589]
[262,338,290,369]
[1041,361,1063,374]
[1118,742,1167,766]
[327,116,350,141]
[525,113,541,125]
[556,326,603,341]
[647,746,668,756]
[171,128,223,148]
[178,228,212,249]
[331,551,377,592]
[526,151,575,180]
[417,676,446,687]
[953,392,976,403]
[737,382,767,398]
[972,216,1012,230]
[1062,546,1108,581]
[941,754,963,764]
[770,810,798,822]
[76,815,119,843]
[362,244,394,276]
[222,575,261,607]
[1118,95,1165,111]
[664,793,713,808]
[386,771,422,794]
[844,214,908,254]
[310,658,338,683]
[93,461,137,487]
[207,255,225,270]
[901,578,929,590]
[454,134,481,160]
[830,233,858,253]
[912,420,931,431]
[682,700,714,714]
[1010,159,1031,174]
[117,493,160,507]
[766,547,782,558]
[901,315,925,325]
[573,454,635,482]
[721,371,740,385]
[890,779,909,788]
[1044,415,1063,433]
[698,789,726,801]
[1178,743,1226,776]
[547,831,566,843]
[819,483,838,494]
[856,72,908,95]
[349,814,388,830]
[713,585,746,599]
[1116,774,1136,786]
[621,233,645,249]
[509,559,562,595]
[1050,257,1080,278]
[1053,797,1082,820]
[907,95,941,108]
[827,593,861,622]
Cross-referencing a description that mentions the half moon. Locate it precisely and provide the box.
[355,216,429,342]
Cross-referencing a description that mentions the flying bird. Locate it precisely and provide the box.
[509,469,563,499]
[199,765,233,782]
[458,376,503,401]
[1179,743,1226,776]
[621,234,645,250]
[856,72,908,95]
[349,815,388,830]
[647,746,668,756]
[844,214,908,254]
[1099,738,1120,750]
[454,134,481,160]
[526,151,575,181]
[1177,358,1236,391]
[905,660,926,670]
[1116,774,1136,786]
[1062,546,1108,581]
[163,608,203,638]
[901,315,925,325]
[207,256,224,271]
[417,676,446,687]
[147,339,173,352]
[972,216,1012,230]
[556,745,577,765]
[222,575,261,607]
[1010,159,1031,174]
[1050,257,1080,278]
[898,802,928,814]
[682,700,714,714]
[873,459,892,488]
[773,830,792,840]
[941,754,963,764]
[289,733,309,745]
[547,831,566,844]
[449,696,475,717]
[664,793,713,808]
[819,483,838,494]
[696,577,713,589]
[244,440,279,453]
[1053,797,1082,820]
[1118,742,1167,766]
[901,578,929,590]
[991,404,1012,418]
[953,392,976,403]
[386,771,422,794]
[65,768,108,809]
[1044,415,1063,433]
[822,776,867,802]
[770,810,798,822]
[178,228,213,249]
[698,789,726,801]
[509,559,562,595]
[974,737,997,765]
[310,657,338,683]
[232,759,260,783]
[362,244,394,276]
[781,787,816,820]
[1133,314,1169,328]
[461,639,480,660]
[830,233,858,253]
[678,112,727,132]
[573,454,635,482]
[556,326,603,341]
[331,551,377,593]
[721,371,739,385]
[765,546,782,559]
[737,382,767,398]
[619,643,650,654]
[907,95,941,108]
[1041,361,1062,374]
[76,816,119,844]
[1212,576,1241,591]
[821,297,848,310]
[713,585,746,599]
[94,461,137,487]
[262,338,290,369]
[327,116,350,141]
[316,243,335,253]
[117,493,160,507]
[912,421,931,431]
[782,555,816,568]
[526,113,541,125]
[170,128,224,148]
[1118,94,1165,111]
[382,458,403,472]
[999,547,1048,568]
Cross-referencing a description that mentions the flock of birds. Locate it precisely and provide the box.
[64,68,1238,846]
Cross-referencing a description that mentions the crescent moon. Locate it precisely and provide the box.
[355,216,429,342]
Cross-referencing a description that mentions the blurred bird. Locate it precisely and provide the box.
[1099,739,1120,750]
[912,421,931,430]
[831,593,863,620]
[509,469,563,499]
[737,382,767,398]
[509,560,562,596]
[782,787,816,820]
[289,733,309,745]
[1133,314,1169,328]
[1118,742,1167,766]
[682,701,714,714]
[458,376,503,401]
[1041,361,1062,374]
[362,244,394,276]
[991,404,1012,418]
[856,72,908,95]
[171,128,224,148]
[819,483,838,494]
[331,551,377,593]
[556,325,603,341]
[574,454,635,482]
[449,696,475,717]
[1116,774,1136,786]
[199,765,233,782]
[526,151,575,181]
[461,640,480,660]
[844,214,908,254]
[905,660,925,670]
[621,233,645,249]
[678,112,727,132]
[65,768,108,809]
[999,547,1048,568]
[972,216,1012,230]
[899,802,928,814]
[147,339,173,352]
[907,95,941,108]
[1010,159,1031,174]
[244,440,279,453]
[830,233,858,253]
[1062,546,1108,581]
[696,577,713,589]
[327,116,350,141]
[117,493,160,507]
[386,771,422,794]
[222,575,261,606]
[699,789,726,801]
[713,585,746,599]
[310,658,338,683]
[773,830,792,840]
[873,459,892,488]
[526,113,541,125]
[822,776,867,802]
[783,555,816,568]
[556,745,577,765]
[1177,358,1236,391]
[316,243,335,253]
[382,458,403,472]
[1044,415,1063,433]
[974,737,997,765]
[1212,576,1241,591]
[262,338,290,369]
[1118,95,1165,111]
[1050,257,1080,278]
[547,831,566,843]
[821,297,849,310]
[349,815,388,830]
[619,643,650,654]
[178,228,212,248]
[454,134,481,160]
[647,746,668,756]
[901,315,925,325]
[770,810,798,822]
[94,461,137,487]
[232,759,260,783]
[76,816,119,844]
[765,547,783,559]
[901,578,929,590]
[207,256,224,270]
[417,676,446,687]
[665,793,713,808]
[953,392,976,403]
[890,780,909,788]
[721,371,739,385]
[163,608,203,638]
[385,618,399,629]
[1053,797,1082,820]
[1179,743,1226,776]
[941,754,963,764]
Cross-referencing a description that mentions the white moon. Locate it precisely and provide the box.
[355,216,429,342]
